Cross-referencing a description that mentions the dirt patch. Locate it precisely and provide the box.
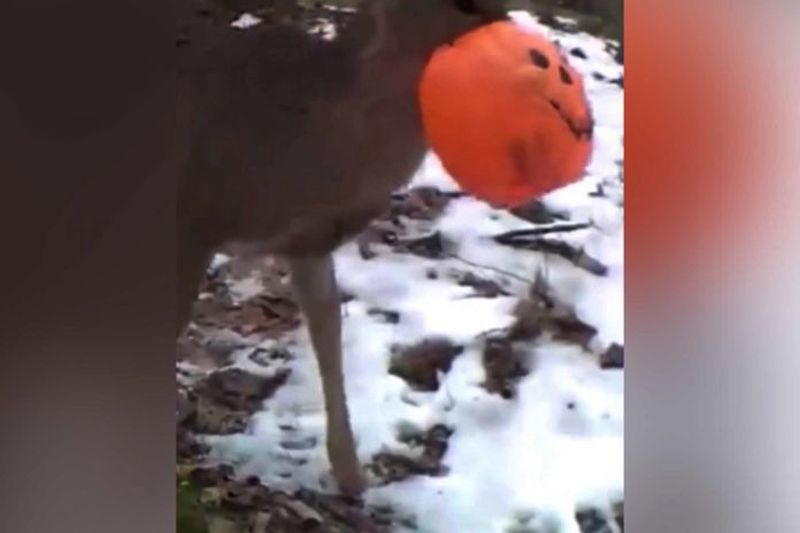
[389,338,465,392]
[389,187,454,222]
[576,504,624,533]
[356,186,456,261]
[507,276,600,351]
[458,271,510,298]
[599,343,624,369]
[197,367,290,412]
[370,425,454,484]
[482,336,531,400]
[178,365,290,436]
[192,295,300,338]
[394,231,455,260]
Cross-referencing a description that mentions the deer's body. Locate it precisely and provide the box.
[177,0,507,495]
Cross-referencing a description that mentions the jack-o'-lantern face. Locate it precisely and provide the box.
[419,21,594,207]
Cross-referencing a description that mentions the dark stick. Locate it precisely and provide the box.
[493,222,592,244]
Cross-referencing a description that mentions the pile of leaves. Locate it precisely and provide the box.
[177,464,389,532]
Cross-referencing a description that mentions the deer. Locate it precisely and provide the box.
[177,0,510,496]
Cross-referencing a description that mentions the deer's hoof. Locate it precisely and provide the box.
[332,464,366,497]
[333,470,367,497]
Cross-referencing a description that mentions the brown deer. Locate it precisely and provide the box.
[177,0,510,496]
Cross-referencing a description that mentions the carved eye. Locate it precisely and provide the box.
[528,49,550,69]
[454,0,478,15]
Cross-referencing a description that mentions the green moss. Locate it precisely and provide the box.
[177,479,209,533]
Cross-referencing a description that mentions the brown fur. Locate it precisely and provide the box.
[177,0,510,495]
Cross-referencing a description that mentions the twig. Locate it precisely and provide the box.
[493,238,609,277]
[446,254,534,286]
[493,222,593,244]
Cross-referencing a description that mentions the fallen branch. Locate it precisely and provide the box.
[447,254,534,286]
[493,222,592,243]
[494,236,609,277]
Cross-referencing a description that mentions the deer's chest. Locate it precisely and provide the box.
[319,75,428,204]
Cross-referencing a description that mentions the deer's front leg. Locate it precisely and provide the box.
[288,253,365,496]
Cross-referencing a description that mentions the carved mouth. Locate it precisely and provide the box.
[549,99,594,141]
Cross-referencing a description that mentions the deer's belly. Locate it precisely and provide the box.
[274,138,428,256]
[230,95,429,256]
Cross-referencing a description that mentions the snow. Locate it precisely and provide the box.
[205,11,623,532]
[231,13,262,30]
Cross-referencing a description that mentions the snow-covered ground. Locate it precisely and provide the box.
[204,11,623,533]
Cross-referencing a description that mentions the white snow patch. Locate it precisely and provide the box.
[231,13,262,29]
[228,276,265,304]
[209,253,232,271]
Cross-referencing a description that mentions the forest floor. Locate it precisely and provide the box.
[177,8,624,533]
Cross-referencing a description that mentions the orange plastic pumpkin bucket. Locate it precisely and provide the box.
[419,21,594,208]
